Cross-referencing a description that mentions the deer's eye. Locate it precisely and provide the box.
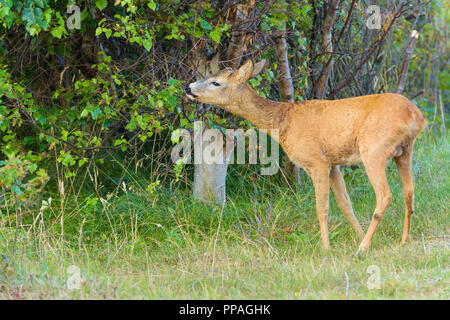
[211,81,220,87]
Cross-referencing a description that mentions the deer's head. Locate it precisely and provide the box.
[185,59,266,107]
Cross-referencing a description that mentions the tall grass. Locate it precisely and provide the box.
[0,131,448,299]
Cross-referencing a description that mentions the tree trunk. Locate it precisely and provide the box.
[192,123,234,204]
[193,162,229,204]
[274,24,294,102]
[192,1,253,204]
[315,0,340,99]
[274,22,301,185]
[439,91,446,134]
[396,30,419,94]
[190,57,229,205]
[226,2,253,69]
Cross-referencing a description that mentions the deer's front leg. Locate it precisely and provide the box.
[309,165,331,250]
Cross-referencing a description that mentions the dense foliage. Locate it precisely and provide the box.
[0,0,448,210]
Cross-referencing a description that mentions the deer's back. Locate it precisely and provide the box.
[280,93,426,166]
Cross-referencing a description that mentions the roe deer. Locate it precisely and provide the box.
[185,59,427,254]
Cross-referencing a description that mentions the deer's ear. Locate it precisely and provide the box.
[234,60,254,83]
[250,59,266,78]
[209,52,221,75]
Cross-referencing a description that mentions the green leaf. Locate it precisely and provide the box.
[78,158,88,167]
[142,38,152,51]
[209,26,222,43]
[200,19,212,31]
[2,134,14,142]
[34,0,45,9]
[104,28,112,38]
[22,7,35,26]
[61,130,69,141]
[96,0,108,11]
[27,163,37,173]
[148,0,156,10]
[90,106,102,119]
[51,27,63,38]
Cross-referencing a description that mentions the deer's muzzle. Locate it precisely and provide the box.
[185,85,198,99]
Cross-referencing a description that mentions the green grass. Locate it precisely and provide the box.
[0,132,448,299]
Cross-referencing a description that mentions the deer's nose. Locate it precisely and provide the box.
[185,85,198,98]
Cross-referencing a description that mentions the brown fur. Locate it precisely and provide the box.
[186,60,427,253]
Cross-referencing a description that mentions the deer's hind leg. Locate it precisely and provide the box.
[357,148,393,254]
[308,164,331,250]
[330,166,364,240]
[394,140,415,245]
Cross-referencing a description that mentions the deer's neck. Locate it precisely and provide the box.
[229,85,284,130]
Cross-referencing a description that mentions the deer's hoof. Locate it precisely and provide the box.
[356,243,369,257]
[400,236,410,246]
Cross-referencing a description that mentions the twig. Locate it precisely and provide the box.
[344,270,350,299]
[410,89,424,100]
[327,2,408,99]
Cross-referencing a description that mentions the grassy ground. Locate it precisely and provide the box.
[0,131,448,299]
